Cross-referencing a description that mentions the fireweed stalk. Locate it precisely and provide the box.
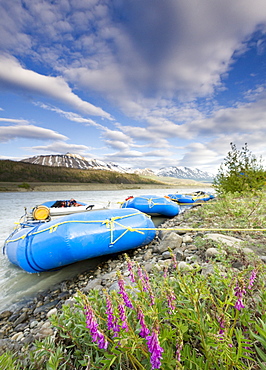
[84,302,108,350]
[248,268,258,290]
[104,290,120,337]
[117,270,134,309]
[125,253,136,283]
[166,288,176,312]
[234,279,246,311]
[118,298,129,331]
[137,305,150,339]
[146,324,164,369]
[233,268,259,311]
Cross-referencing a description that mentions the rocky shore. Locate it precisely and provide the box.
[0,203,264,358]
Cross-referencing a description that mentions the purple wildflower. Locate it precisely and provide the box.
[118,300,129,331]
[141,270,155,305]
[149,288,155,306]
[137,263,144,281]
[163,266,168,278]
[143,270,151,292]
[105,293,115,331]
[170,252,177,269]
[176,339,183,362]
[234,281,246,311]
[137,306,150,339]
[104,292,120,336]
[84,304,108,350]
[218,316,226,338]
[248,269,257,290]
[147,326,164,369]
[117,272,134,309]
[166,289,176,312]
[235,299,245,311]
[126,255,135,283]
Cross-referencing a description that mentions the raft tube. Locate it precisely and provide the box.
[121,195,180,217]
[4,208,156,273]
[168,192,214,204]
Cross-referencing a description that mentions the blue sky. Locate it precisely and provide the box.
[0,0,266,174]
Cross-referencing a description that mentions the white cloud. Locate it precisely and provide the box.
[0,55,112,119]
[63,0,266,114]
[0,118,30,124]
[0,123,67,143]
[28,141,92,155]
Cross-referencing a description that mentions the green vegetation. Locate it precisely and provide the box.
[0,160,163,185]
[1,192,265,369]
[17,182,32,190]
[213,143,265,194]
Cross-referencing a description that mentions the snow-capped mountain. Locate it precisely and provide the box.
[156,166,214,181]
[21,153,127,173]
[21,154,214,181]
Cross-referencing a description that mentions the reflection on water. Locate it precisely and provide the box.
[0,187,212,312]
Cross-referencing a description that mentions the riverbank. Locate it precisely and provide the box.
[0,179,212,192]
[0,192,265,363]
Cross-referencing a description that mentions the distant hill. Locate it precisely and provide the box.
[21,153,127,172]
[0,160,163,185]
[156,166,214,182]
[21,153,214,182]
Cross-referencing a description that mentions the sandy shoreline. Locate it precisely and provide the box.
[0,181,212,192]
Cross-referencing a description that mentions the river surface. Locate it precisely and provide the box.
[0,186,213,312]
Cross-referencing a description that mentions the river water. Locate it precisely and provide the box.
[0,186,212,313]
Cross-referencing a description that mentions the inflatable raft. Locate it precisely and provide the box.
[32,200,94,219]
[121,195,180,217]
[3,208,156,273]
[168,191,214,204]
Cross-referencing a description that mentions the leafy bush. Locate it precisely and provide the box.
[213,143,265,194]
[18,182,31,190]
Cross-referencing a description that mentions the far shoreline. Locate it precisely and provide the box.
[0,181,213,193]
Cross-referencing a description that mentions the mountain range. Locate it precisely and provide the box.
[21,153,214,182]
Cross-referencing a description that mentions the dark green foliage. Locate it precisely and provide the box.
[18,182,31,190]
[0,160,162,185]
[213,143,265,194]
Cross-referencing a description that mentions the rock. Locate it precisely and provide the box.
[37,326,54,340]
[47,308,57,318]
[201,263,215,276]
[177,261,193,271]
[13,311,28,326]
[143,249,153,261]
[11,331,24,341]
[0,310,13,320]
[205,247,225,259]
[182,235,193,243]
[242,247,255,255]
[33,300,60,315]
[30,320,39,329]
[161,251,171,259]
[154,232,183,253]
[0,339,23,355]
[173,248,184,261]
[83,278,102,292]
[204,233,244,248]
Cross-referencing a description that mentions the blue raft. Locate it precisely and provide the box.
[4,208,156,273]
[168,192,215,204]
[121,195,180,217]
